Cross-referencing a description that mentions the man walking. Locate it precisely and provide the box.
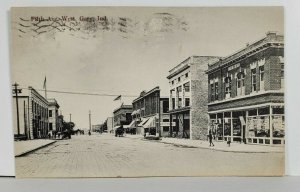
[208,130,214,147]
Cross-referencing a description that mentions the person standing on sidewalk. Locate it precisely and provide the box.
[208,130,214,147]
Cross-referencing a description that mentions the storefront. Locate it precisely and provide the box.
[208,104,284,145]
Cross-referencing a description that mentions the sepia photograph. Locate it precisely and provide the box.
[10,6,284,178]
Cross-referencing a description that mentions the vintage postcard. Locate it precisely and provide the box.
[11,6,284,178]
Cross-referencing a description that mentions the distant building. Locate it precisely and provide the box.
[167,56,221,140]
[92,124,101,132]
[48,98,60,132]
[113,104,133,131]
[12,86,49,139]
[206,32,284,145]
[131,86,170,137]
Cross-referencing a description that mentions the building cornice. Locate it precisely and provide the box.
[132,86,160,103]
[206,32,284,74]
[208,90,284,106]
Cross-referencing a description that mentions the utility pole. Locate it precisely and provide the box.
[69,113,72,122]
[89,110,91,132]
[12,83,22,135]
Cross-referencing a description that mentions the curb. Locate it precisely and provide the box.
[159,141,284,154]
[15,141,57,157]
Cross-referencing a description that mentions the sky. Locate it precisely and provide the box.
[11,6,283,128]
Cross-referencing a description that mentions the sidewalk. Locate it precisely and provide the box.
[15,139,56,157]
[160,137,284,153]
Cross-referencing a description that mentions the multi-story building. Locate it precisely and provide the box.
[12,86,49,139]
[167,56,221,140]
[206,32,284,145]
[131,87,170,136]
[113,104,133,131]
[48,98,60,132]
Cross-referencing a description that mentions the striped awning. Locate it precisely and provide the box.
[138,118,149,127]
[143,116,156,128]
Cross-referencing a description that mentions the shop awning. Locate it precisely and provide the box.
[127,120,136,128]
[113,125,121,130]
[138,118,149,127]
[143,116,156,128]
[131,111,136,115]
[131,109,141,116]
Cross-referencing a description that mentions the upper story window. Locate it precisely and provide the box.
[236,71,245,96]
[280,56,284,89]
[185,98,190,106]
[259,66,264,91]
[184,82,190,92]
[214,82,219,101]
[178,98,182,108]
[210,83,215,102]
[251,68,257,92]
[49,110,52,117]
[178,77,181,82]
[162,100,169,113]
[172,80,174,85]
[185,73,189,78]
[224,76,231,99]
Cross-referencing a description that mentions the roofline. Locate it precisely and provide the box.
[28,86,48,104]
[113,104,133,113]
[132,86,160,103]
[206,32,284,74]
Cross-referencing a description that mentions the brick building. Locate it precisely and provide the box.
[12,86,49,139]
[131,86,170,137]
[206,32,284,145]
[113,104,133,131]
[48,98,61,132]
[167,56,220,140]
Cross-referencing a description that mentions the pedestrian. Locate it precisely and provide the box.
[208,130,214,147]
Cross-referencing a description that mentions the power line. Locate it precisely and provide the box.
[20,87,138,98]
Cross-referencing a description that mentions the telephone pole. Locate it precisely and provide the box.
[12,83,22,135]
[69,113,72,122]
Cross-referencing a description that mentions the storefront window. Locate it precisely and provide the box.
[232,118,241,137]
[272,115,285,138]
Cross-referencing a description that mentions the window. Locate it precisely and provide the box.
[184,82,190,92]
[163,127,169,132]
[49,123,53,130]
[172,80,174,85]
[49,110,52,117]
[210,83,214,101]
[280,57,284,88]
[215,82,219,100]
[162,101,169,113]
[237,71,245,96]
[251,69,257,92]
[185,98,190,106]
[259,66,264,91]
[185,73,189,78]
[225,76,231,99]
[281,64,284,78]
[178,98,182,108]
[163,119,169,122]
[172,98,175,110]
[178,77,181,82]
